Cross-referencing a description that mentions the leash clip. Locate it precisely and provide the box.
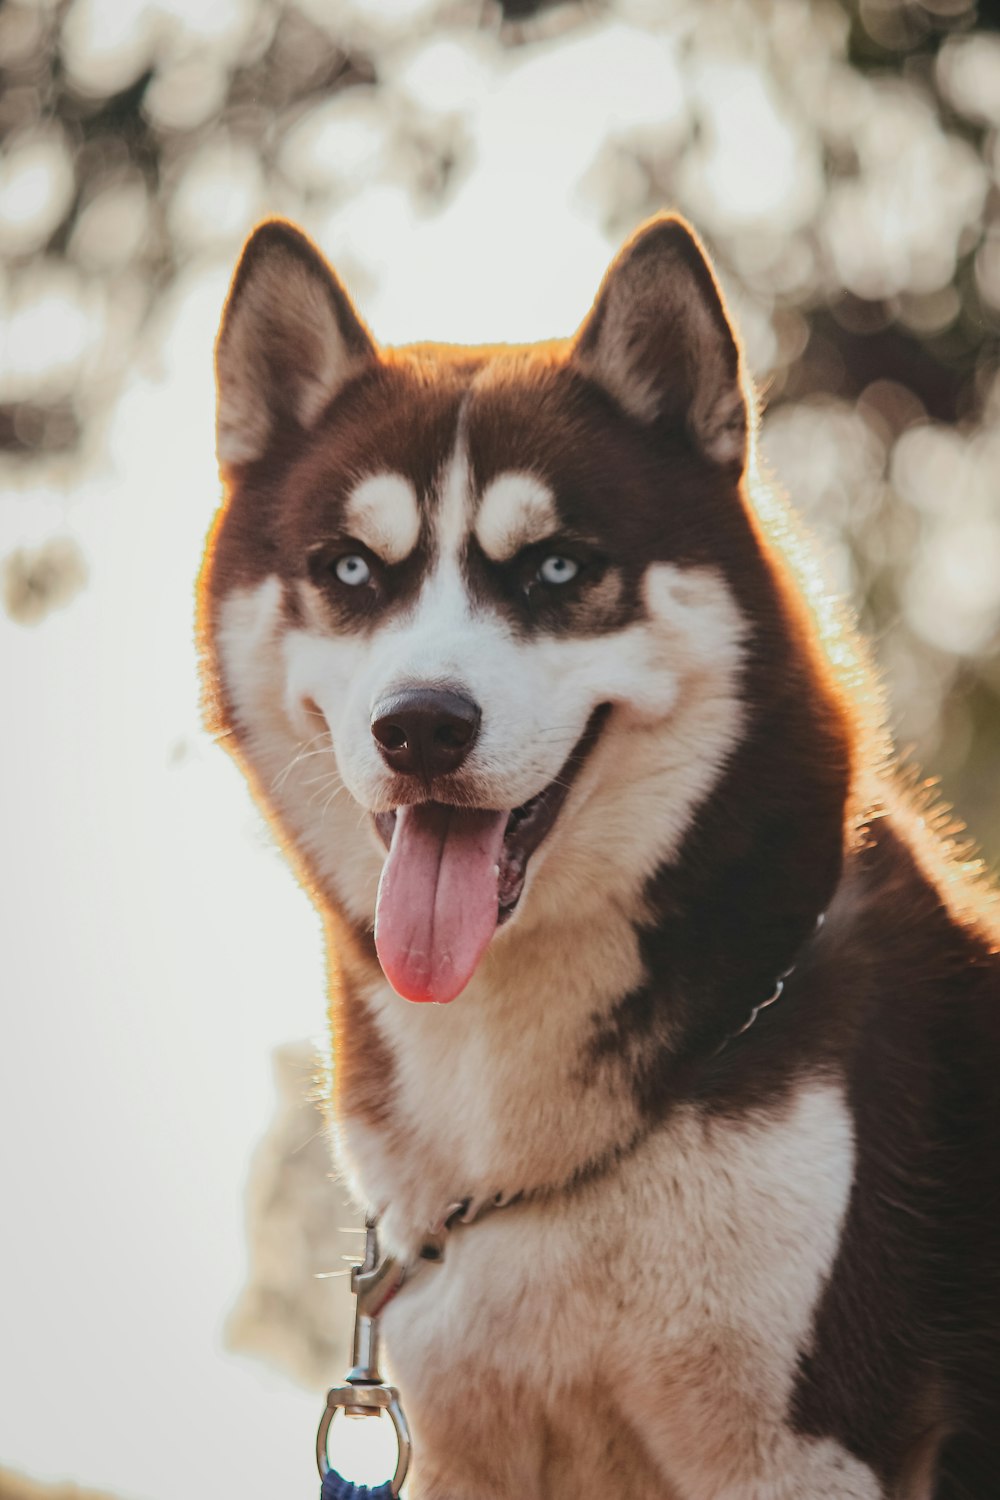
[316,1219,412,1497]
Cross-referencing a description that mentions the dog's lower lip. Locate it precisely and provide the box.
[373,705,610,918]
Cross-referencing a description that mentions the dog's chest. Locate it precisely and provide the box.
[344,933,649,1243]
[372,1081,858,1498]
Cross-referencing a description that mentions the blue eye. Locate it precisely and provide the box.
[334,555,371,586]
[538,555,579,586]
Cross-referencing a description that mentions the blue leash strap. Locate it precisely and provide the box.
[321,1469,394,1500]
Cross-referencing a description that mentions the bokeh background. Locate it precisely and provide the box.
[2,0,999,1495]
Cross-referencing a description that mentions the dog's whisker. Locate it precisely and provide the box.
[303,766,343,789]
[271,733,334,793]
[318,784,350,817]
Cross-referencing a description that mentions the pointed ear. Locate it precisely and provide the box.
[572,215,748,470]
[215,220,376,468]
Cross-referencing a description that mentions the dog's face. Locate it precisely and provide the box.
[204,217,764,1006]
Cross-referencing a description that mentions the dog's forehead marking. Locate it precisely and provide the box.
[433,423,474,562]
[343,473,421,563]
[474,473,558,562]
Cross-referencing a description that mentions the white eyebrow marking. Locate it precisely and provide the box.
[474,473,558,562]
[343,473,421,563]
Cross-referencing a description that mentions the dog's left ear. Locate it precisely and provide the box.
[572,215,748,471]
[215,219,377,469]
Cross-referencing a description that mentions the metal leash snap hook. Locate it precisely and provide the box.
[316,1219,412,1497]
[316,1385,411,1497]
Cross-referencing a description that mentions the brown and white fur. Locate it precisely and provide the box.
[200,215,1000,1498]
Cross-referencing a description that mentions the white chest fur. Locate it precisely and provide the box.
[344,1080,881,1500]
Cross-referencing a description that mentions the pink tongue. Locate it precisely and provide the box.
[374,804,509,1004]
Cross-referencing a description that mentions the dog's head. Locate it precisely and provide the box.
[202,216,847,1009]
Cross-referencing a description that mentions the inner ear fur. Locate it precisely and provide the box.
[573,215,749,470]
[215,219,376,468]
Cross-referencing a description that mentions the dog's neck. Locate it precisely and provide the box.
[336,830,844,1262]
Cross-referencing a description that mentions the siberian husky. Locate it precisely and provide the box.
[200,215,1000,1498]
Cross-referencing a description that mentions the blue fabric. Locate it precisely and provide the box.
[321,1467,395,1500]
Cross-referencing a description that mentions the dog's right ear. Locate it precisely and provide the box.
[215,220,376,469]
[572,215,748,472]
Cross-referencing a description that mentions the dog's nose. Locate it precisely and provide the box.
[371,688,481,779]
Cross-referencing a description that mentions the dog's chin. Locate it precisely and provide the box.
[372,703,610,926]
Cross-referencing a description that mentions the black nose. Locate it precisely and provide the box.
[371,688,481,779]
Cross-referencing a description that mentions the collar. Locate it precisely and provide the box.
[354,1193,515,1318]
[359,908,828,1312]
[710,910,825,1058]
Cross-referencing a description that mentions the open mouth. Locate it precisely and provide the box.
[372,704,609,1005]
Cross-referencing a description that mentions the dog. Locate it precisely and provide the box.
[199,214,1000,1498]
